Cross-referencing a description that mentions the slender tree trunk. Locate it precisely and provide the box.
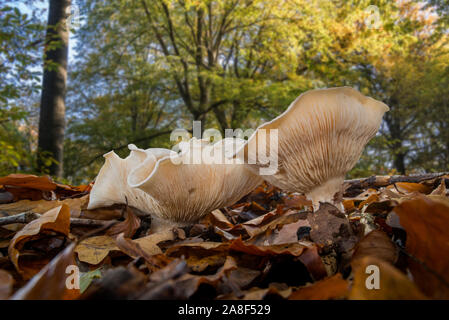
[37,0,71,178]
[393,152,406,175]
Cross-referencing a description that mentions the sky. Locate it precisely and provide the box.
[14,1,79,63]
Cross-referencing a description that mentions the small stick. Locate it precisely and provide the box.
[0,212,40,225]
[0,212,118,227]
[344,172,448,190]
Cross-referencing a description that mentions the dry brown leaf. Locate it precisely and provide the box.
[167,241,228,272]
[0,196,88,217]
[342,199,355,213]
[431,180,447,196]
[394,196,449,299]
[0,174,57,191]
[10,243,80,300]
[349,256,426,300]
[387,182,431,194]
[0,191,14,204]
[78,205,124,220]
[358,194,379,209]
[289,273,349,300]
[242,283,292,300]
[207,209,234,229]
[271,219,310,245]
[229,237,307,257]
[74,236,119,265]
[0,269,14,299]
[283,194,312,209]
[116,230,176,259]
[347,188,378,201]
[134,229,176,253]
[141,256,238,300]
[307,203,356,251]
[296,245,328,281]
[240,210,281,238]
[352,230,397,266]
[8,205,71,279]
[106,206,140,238]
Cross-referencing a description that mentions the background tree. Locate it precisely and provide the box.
[2,0,448,183]
[37,0,70,177]
[0,1,45,175]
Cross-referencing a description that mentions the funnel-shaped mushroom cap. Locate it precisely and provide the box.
[235,87,389,209]
[128,137,263,224]
[87,144,174,213]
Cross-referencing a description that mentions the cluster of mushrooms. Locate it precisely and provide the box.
[87,87,389,232]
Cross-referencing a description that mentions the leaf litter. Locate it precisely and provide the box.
[0,173,448,299]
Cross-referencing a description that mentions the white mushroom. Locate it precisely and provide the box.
[87,144,173,215]
[234,87,389,210]
[127,137,263,231]
[88,139,263,232]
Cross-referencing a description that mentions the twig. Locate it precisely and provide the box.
[0,212,119,227]
[0,212,40,225]
[69,217,119,227]
[344,172,448,193]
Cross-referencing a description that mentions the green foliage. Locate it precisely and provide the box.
[0,1,45,175]
[65,0,449,181]
[3,0,449,182]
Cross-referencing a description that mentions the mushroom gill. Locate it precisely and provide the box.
[234,87,389,210]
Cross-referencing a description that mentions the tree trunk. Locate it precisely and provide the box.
[37,0,71,178]
[393,152,406,175]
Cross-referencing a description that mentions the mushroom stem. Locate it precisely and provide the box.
[150,215,189,234]
[305,176,345,212]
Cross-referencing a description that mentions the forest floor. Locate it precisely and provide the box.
[0,173,448,300]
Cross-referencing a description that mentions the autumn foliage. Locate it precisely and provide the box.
[0,173,448,300]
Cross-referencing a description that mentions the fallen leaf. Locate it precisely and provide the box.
[289,273,348,300]
[140,256,238,300]
[80,268,102,293]
[342,200,355,213]
[349,256,426,300]
[106,206,140,238]
[75,236,120,265]
[394,196,449,299]
[0,174,57,191]
[431,180,447,196]
[352,230,397,266]
[283,194,312,209]
[387,182,431,194]
[296,245,328,281]
[10,243,80,300]
[0,269,14,299]
[0,191,14,204]
[271,219,310,245]
[167,241,228,272]
[358,194,379,209]
[116,230,176,260]
[229,237,307,257]
[134,230,176,253]
[0,196,88,217]
[8,205,71,279]
[241,283,292,300]
[307,203,357,252]
[207,209,234,229]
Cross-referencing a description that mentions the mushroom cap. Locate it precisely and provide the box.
[87,144,173,212]
[127,137,263,223]
[234,87,389,204]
